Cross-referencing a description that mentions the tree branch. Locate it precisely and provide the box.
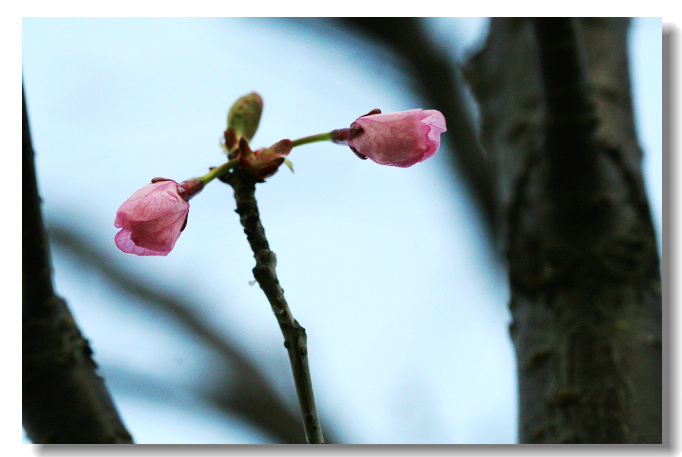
[47,221,344,443]
[465,18,661,443]
[224,169,324,444]
[22,87,134,444]
[530,18,601,203]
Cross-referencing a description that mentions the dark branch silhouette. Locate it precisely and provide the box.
[47,221,341,444]
[22,87,134,444]
[530,18,601,199]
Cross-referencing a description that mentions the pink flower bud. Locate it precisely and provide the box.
[347,109,447,167]
[114,179,201,256]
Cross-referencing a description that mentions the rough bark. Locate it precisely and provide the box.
[464,18,661,443]
[23,89,134,444]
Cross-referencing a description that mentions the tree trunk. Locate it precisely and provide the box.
[23,89,134,444]
[464,18,661,444]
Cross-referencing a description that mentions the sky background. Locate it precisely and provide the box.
[21,17,662,444]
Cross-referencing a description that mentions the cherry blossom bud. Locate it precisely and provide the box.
[114,178,203,256]
[346,109,446,167]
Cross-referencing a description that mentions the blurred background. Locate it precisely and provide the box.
[21,17,661,444]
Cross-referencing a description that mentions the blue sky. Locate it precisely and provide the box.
[21,17,662,444]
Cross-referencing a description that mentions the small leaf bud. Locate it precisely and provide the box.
[227,92,263,144]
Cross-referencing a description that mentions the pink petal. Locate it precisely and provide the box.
[349,109,446,167]
[114,179,190,256]
[115,229,171,256]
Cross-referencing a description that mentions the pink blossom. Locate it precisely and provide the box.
[347,109,447,167]
[114,179,201,256]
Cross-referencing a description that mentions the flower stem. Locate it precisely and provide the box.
[199,157,239,185]
[290,132,333,148]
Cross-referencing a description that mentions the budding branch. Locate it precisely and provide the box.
[223,168,324,445]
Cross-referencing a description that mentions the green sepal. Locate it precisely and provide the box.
[283,158,294,173]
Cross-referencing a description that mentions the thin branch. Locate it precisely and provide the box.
[22,87,133,444]
[47,221,342,444]
[224,169,324,444]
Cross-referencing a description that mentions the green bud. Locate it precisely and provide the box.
[227,92,263,143]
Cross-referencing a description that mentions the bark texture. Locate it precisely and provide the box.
[23,89,134,444]
[464,18,661,444]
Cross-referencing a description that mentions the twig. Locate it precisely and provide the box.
[224,169,324,444]
[48,221,337,443]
